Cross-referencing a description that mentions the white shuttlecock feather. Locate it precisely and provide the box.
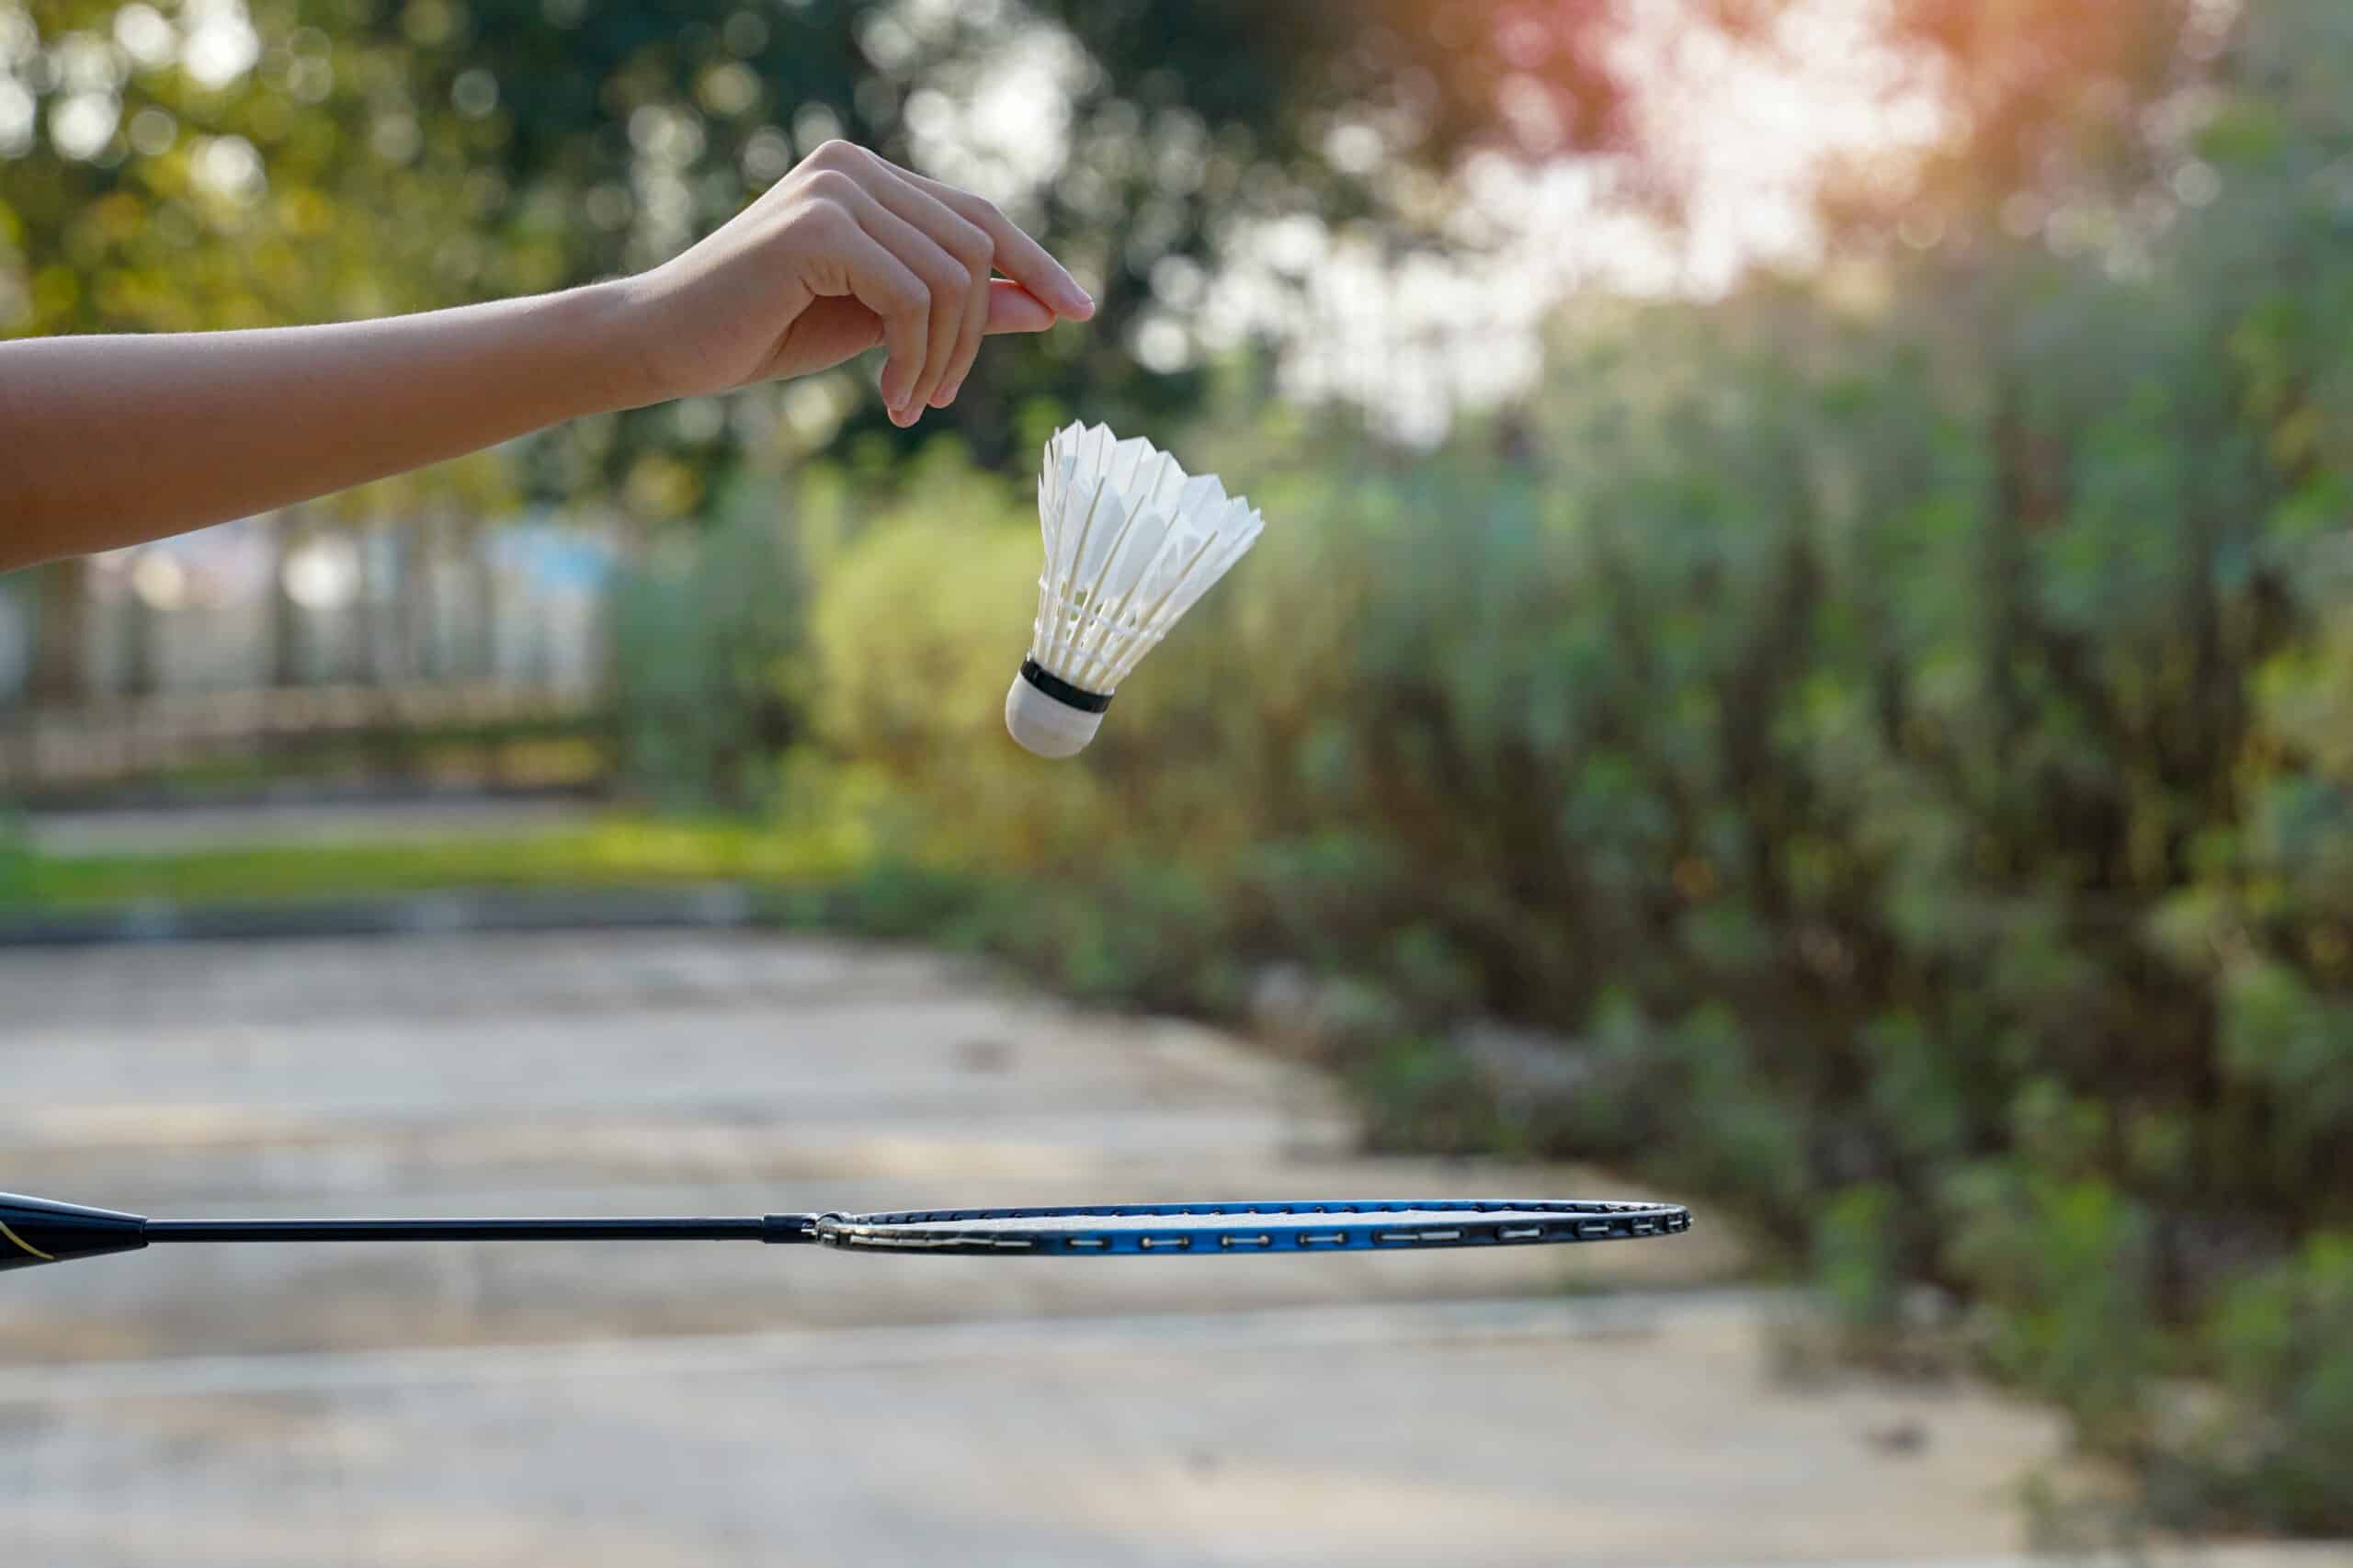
[1005,422,1265,758]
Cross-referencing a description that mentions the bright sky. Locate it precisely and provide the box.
[1213,0,1949,444]
[872,0,1953,445]
[889,0,1938,440]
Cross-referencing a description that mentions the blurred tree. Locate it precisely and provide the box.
[3,0,511,699]
[1890,0,2210,203]
[5,0,2236,485]
[1808,0,2228,253]
[284,0,1658,477]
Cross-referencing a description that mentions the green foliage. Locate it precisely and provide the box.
[0,817,845,908]
[1945,1162,2166,1451]
[749,16,2353,1528]
[1814,1183,1905,1332]
[2180,1233,2353,1528]
[0,809,29,903]
[1354,1034,1498,1153]
[805,449,1035,772]
[610,475,804,809]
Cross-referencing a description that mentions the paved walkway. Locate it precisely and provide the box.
[0,932,2233,1565]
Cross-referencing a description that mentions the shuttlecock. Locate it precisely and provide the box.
[1006,422,1265,758]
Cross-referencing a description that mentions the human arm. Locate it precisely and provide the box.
[0,141,1092,570]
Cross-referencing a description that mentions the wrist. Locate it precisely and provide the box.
[555,276,673,414]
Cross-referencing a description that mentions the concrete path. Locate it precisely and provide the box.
[0,932,2213,1564]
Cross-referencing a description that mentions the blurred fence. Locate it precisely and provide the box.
[0,510,626,805]
[0,683,608,801]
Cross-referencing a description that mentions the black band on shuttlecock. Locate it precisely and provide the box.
[1019,658,1113,713]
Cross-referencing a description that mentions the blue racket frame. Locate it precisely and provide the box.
[812,1199,1692,1256]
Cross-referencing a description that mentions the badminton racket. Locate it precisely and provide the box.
[1,1192,1689,1271]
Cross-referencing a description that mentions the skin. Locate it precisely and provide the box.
[0,141,1095,571]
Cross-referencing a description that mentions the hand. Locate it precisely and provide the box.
[622,141,1095,424]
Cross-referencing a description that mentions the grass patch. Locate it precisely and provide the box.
[0,817,864,911]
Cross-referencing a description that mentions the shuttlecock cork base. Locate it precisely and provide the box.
[1006,657,1113,758]
[1007,422,1264,759]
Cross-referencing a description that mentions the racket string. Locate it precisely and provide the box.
[814,1202,1691,1255]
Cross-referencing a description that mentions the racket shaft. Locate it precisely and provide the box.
[143,1216,813,1244]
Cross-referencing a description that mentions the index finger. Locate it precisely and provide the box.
[881,159,1095,321]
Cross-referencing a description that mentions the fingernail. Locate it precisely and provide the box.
[940,379,963,405]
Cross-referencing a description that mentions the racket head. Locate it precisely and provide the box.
[813,1199,1690,1256]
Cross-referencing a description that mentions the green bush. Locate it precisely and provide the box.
[611,473,806,810]
[0,812,30,905]
[2180,1233,2353,1528]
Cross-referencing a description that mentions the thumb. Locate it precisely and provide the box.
[982,280,1060,336]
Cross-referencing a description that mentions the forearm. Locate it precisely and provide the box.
[0,282,653,570]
